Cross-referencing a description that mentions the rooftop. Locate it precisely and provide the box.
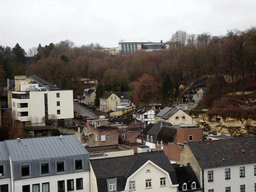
[4,135,88,162]
[188,137,256,169]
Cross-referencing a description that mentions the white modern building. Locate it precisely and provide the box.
[0,135,90,192]
[180,137,256,192]
[11,75,74,126]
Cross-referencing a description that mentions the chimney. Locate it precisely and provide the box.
[17,138,21,142]
[60,135,63,139]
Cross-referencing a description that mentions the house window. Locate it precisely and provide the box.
[56,93,60,98]
[254,165,256,176]
[240,167,245,177]
[57,101,60,106]
[240,184,245,192]
[109,182,116,191]
[94,134,98,141]
[145,179,152,188]
[188,135,193,141]
[32,184,40,192]
[208,190,214,192]
[23,185,30,192]
[57,161,65,172]
[101,135,106,142]
[57,110,61,115]
[144,115,148,119]
[116,101,118,105]
[175,116,179,120]
[129,181,135,190]
[160,177,166,187]
[41,163,49,174]
[182,183,187,190]
[19,112,28,116]
[182,116,186,119]
[67,179,74,191]
[0,184,8,192]
[42,183,49,192]
[21,165,30,177]
[0,165,4,176]
[19,103,28,108]
[226,187,231,192]
[225,168,231,179]
[191,181,196,189]
[58,180,65,192]
[97,121,100,126]
[76,178,83,190]
[75,159,83,170]
[254,183,256,192]
[208,170,213,182]
[13,102,15,107]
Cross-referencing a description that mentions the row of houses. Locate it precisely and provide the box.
[0,135,201,192]
[2,135,256,192]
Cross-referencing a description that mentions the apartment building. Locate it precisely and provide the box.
[11,75,73,126]
[0,135,90,192]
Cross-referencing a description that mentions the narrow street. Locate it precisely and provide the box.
[74,102,99,119]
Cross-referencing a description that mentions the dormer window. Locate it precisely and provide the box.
[191,181,196,189]
[21,165,30,177]
[109,183,116,191]
[0,165,4,176]
[182,183,187,191]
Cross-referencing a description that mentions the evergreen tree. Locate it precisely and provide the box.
[95,82,104,106]
[12,43,26,64]
[160,73,174,106]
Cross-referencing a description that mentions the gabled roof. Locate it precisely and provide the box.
[188,137,256,169]
[115,92,130,100]
[156,107,172,117]
[162,108,180,120]
[147,121,173,142]
[91,151,178,192]
[100,92,114,99]
[5,135,88,162]
[157,127,177,144]
[174,166,202,191]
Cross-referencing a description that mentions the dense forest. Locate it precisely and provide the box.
[1,28,256,109]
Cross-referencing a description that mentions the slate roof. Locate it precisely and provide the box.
[147,121,173,142]
[115,92,130,100]
[91,151,178,192]
[156,107,172,117]
[0,141,9,161]
[188,137,256,169]
[140,123,155,136]
[100,92,113,99]
[174,166,202,191]
[162,108,180,120]
[5,135,88,162]
[157,127,177,144]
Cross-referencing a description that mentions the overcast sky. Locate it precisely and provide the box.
[1,0,256,53]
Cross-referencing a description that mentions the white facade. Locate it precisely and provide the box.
[203,164,256,192]
[12,88,73,126]
[134,109,155,125]
[12,172,89,192]
[124,161,178,192]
